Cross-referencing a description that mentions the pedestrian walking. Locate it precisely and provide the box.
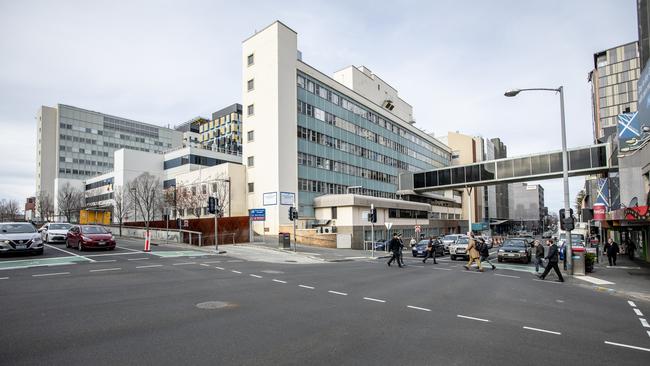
[422,236,437,264]
[387,233,403,268]
[464,232,483,272]
[604,238,619,266]
[478,238,495,270]
[626,238,636,261]
[538,239,564,282]
[398,233,405,266]
[534,240,545,273]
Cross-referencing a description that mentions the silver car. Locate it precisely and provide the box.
[449,236,470,261]
[40,222,72,243]
[441,234,461,254]
[0,222,44,255]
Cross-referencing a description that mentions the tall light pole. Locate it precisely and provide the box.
[505,86,573,274]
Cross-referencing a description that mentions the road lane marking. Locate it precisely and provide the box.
[407,305,431,312]
[250,274,263,278]
[523,326,561,335]
[85,252,141,257]
[432,267,452,271]
[32,272,69,277]
[116,246,143,253]
[203,261,222,264]
[628,301,637,307]
[172,262,196,266]
[94,260,117,263]
[231,270,242,274]
[136,265,163,269]
[90,268,121,272]
[273,279,287,284]
[215,267,224,270]
[495,274,520,278]
[328,291,348,296]
[641,318,650,328]
[200,263,211,267]
[299,285,314,289]
[227,260,244,263]
[574,275,615,285]
[363,297,386,303]
[44,244,95,262]
[0,277,8,280]
[128,258,149,261]
[634,308,644,316]
[457,315,490,322]
[533,279,563,284]
[604,341,650,352]
[647,330,650,338]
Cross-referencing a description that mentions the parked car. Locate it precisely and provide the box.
[39,222,72,243]
[411,239,444,257]
[497,239,531,263]
[372,240,388,252]
[0,222,44,255]
[449,236,470,261]
[66,225,116,251]
[440,234,461,254]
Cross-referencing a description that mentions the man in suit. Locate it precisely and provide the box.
[538,239,564,282]
[387,233,403,268]
[604,238,619,266]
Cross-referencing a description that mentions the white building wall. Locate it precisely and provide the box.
[36,106,58,199]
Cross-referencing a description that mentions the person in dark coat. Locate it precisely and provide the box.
[604,238,620,266]
[534,240,545,273]
[626,238,636,261]
[422,236,437,264]
[478,238,496,270]
[387,233,403,268]
[538,239,564,282]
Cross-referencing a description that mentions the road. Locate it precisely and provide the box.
[1,238,649,365]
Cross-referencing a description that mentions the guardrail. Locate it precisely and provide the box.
[110,225,203,246]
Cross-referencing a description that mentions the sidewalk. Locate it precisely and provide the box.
[243,240,387,262]
[573,253,650,302]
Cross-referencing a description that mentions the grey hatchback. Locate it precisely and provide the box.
[0,222,44,255]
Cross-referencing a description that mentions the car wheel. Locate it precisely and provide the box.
[65,239,70,248]
[35,248,44,255]
[451,255,456,261]
[78,241,83,251]
[45,234,49,244]
[498,258,503,263]
[108,246,115,251]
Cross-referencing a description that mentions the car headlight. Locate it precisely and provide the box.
[32,237,43,244]
[82,236,93,242]
[519,250,527,253]
[2,240,10,244]
[498,249,504,253]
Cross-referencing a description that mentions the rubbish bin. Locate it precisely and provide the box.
[278,232,291,249]
[572,246,586,276]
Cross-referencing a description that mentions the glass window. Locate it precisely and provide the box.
[530,155,550,175]
[247,54,254,66]
[591,146,607,167]
[247,79,254,91]
[480,163,495,181]
[569,148,591,171]
[549,152,563,172]
[248,182,254,193]
[512,157,531,177]
[497,160,513,178]
[451,167,465,184]
[438,169,451,186]
[466,164,480,182]
[425,171,437,187]
[247,104,254,116]
[247,130,254,142]
[247,156,254,167]
[413,173,425,188]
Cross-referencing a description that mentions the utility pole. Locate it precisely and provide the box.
[213,193,219,253]
[293,206,297,253]
[371,204,375,258]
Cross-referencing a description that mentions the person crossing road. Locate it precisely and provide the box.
[478,238,495,270]
[422,236,437,264]
[538,239,564,282]
[387,233,403,268]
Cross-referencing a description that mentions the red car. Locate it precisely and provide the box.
[66,225,116,251]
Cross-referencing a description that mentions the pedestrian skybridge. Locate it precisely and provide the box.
[400,143,615,192]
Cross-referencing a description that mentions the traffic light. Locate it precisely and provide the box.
[369,208,377,223]
[208,197,216,214]
[288,207,298,221]
[559,208,575,231]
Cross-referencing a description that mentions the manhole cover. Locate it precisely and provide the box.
[196,301,234,310]
[261,270,284,274]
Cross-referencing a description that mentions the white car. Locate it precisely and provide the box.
[441,234,461,254]
[449,236,470,260]
[0,222,44,255]
[40,223,72,244]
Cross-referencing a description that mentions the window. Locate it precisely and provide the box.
[247,104,254,116]
[247,130,254,142]
[247,156,254,167]
[248,182,254,193]
[247,79,254,91]
[331,207,337,220]
[247,53,254,66]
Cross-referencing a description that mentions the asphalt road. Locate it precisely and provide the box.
[1,239,649,365]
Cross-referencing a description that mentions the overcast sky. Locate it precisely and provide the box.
[0,0,639,214]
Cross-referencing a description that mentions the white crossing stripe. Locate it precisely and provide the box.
[328,290,348,296]
[0,277,9,280]
[640,318,650,328]
[89,268,121,272]
[200,263,211,267]
[523,326,561,335]
[363,297,386,303]
[407,305,431,312]
[604,341,650,352]
[628,300,637,307]
[45,244,95,262]
[128,258,149,261]
[457,315,490,322]
[94,260,117,263]
[172,262,196,266]
[203,261,222,264]
[32,272,70,277]
[634,308,644,317]
[215,266,225,270]
[273,279,287,284]
[231,270,242,274]
[432,267,452,271]
[136,265,163,269]
[250,274,263,278]
[647,330,650,338]
[495,274,520,278]
[299,285,314,289]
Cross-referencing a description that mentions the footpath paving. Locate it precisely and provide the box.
[573,253,650,302]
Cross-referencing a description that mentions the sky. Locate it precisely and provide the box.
[0,0,640,214]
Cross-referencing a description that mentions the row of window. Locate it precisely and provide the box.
[86,178,114,191]
[163,155,232,170]
[297,126,417,172]
[598,69,640,88]
[59,156,113,168]
[298,100,436,167]
[430,212,462,220]
[297,152,398,185]
[102,141,152,152]
[297,178,396,199]
[103,116,159,139]
[60,134,97,145]
[297,73,449,160]
[86,192,113,204]
[58,168,105,176]
[59,145,110,157]
[388,209,428,219]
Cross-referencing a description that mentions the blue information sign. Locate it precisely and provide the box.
[250,208,266,221]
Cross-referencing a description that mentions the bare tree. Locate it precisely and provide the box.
[128,173,162,231]
[211,176,230,217]
[112,185,132,237]
[187,184,207,218]
[35,191,54,222]
[58,183,84,223]
[0,199,17,222]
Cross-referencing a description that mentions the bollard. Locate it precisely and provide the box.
[143,231,151,252]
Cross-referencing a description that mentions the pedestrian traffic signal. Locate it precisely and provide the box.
[288,207,298,221]
[559,208,575,231]
[208,197,217,214]
[369,208,377,223]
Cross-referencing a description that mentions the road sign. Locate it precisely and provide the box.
[415,225,421,233]
[385,222,393,230]
[250,208,266,221]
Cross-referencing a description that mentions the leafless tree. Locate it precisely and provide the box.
[211,176,230,217]
[0,199,20,221]
[187,184,207,218]
[127,173,162,231]
[35,191,54,222]
[112,185,132,237]
[57,183,84,223]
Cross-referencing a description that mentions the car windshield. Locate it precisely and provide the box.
[83,226,108,234]
[456,238,469,244]
[417,240,431,245]
[49,224,71,230]
[443,235,458,241]
[0,223,36,234]
[503,240,526,247]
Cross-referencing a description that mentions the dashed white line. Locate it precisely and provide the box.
[202,261,222,264]
[45,244,95,262]
[0,277,8,280]
[227,260,244,263]
[363,297,386,303]
[215,266,225,270]
[90,267,121,273]
[273,279,287,284]
[634,308,644,317]
[136,265,163,269]
[457,315,490,322]
[628,300,637,307]
[533,279,563,284]
[407,305,431,312]
[495,274,520,279]
[250,274,263,278]
[172,262,196,266]
[299,285,315,289]
[328,290,348,296]
[94,260,117,263]
[231,270,242,274]
[32,272,70,277]
[604,341,650,352]
[128,258,149,261]
[523,326,561,335]
[432,267,452,271]
[647,330,650,338]
[640,318,650,328]
[116,246,143,253]
[200,263,211,267]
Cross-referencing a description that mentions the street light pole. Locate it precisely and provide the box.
[504,86,573,275]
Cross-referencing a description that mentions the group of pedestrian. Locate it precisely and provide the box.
[387,233,405,268]
[463,232,496,272]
